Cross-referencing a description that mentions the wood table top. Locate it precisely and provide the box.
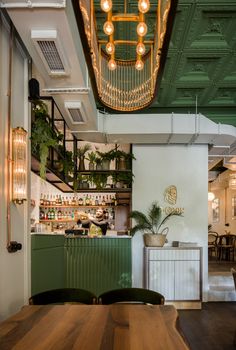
[0,304,189,350]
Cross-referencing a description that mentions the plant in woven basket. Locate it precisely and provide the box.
[129,201,183,246]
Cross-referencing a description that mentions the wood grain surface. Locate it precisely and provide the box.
[0,305,189,350]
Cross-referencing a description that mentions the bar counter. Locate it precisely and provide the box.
[31,233,132,297]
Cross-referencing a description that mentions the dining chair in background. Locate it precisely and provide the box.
[98,287,165,305]
[208,232,219,259]
[217,234,236,261]
[29,288,97,305]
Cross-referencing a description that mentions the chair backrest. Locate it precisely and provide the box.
[208,232,218,245]
[29,288,97,305]
[231,268,236,290]
[219,234,236,246]
[98,288,165,305]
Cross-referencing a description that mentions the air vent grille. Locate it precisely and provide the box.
[68,108,84,123]
[37,40,65,73]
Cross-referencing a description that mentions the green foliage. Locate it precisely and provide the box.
[129,201,183,236]
[89,172,108,190]
[85,151,97,163]
[77,143,91,157]
[31,100,63,179]
[57,145,74,178]
[112,171,134,187]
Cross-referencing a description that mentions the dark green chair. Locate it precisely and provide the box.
[29,288,97,305]
[98,288,165,305]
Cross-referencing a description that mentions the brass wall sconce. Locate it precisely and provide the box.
[12,127,27,204]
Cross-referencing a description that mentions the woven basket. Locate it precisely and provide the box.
[143,234,167,247]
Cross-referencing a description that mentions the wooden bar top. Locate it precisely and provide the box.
[0,304,189,350]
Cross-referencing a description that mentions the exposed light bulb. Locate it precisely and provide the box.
[136,42,146,56]
[103,21,114,36]
[106,42,115,55]
[100,0,112,12]
[108,58,117,70]
[138,0,150,14]
[135,59,144,71]
[137,22,147,37]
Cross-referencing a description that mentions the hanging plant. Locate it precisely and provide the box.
[57,145,74,179]
[31,100,63,179]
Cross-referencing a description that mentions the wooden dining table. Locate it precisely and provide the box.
[0,304,189,350]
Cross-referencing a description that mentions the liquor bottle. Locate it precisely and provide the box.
[51,208,55,220]
[102,196,106,206]
[58,195,62,205]
[52,195,56,206]
[40,209,45,220]
[47,195,50,206]
[98,195,102,206]
[86,194,90,206]
[91,195,95,206]
[40,193,44,206]
[57,209,62,220]
[71,196,76,206]
[95,196,99,206]
[78,196,83,206]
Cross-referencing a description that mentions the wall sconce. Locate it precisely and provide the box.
[208,192,215,201]
[229,173,236,190]
[12,127,27,204]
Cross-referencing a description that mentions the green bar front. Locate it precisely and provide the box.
[65,237,132,296]
[31,235,132,297]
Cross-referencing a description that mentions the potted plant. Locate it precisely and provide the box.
[77,143,91,170]
[113,149,135,170]
[31,100,63,179]
[57,145,75,181]
[85,151,97,170]
[89,172,108,190]
[129,201,183,247]
[112,171,134,188]
[96,148,116,170]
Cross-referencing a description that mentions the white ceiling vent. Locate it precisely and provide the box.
[31,29,70,76]
[64,101,87,124]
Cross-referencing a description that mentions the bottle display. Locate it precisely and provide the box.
[38,192,121,231]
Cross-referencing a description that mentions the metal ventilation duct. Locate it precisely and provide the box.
[31,29,69,76]
[64,101,86,124]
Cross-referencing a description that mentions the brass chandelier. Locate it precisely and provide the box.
[78,0,174,112]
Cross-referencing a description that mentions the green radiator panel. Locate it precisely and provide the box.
[31,235,65,295]
[65,237,132,296]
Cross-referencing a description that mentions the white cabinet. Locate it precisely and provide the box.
[144,247,202,302]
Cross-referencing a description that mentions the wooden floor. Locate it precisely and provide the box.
[178,302,236,350]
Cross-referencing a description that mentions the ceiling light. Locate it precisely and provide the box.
[138,0,150,14]
[106,42,115,55]
[135,59,144,71]
[136,42,146,56]
[137,22,147,37]
[103,21,114,36]
[108,58,117,70]
[100,0,112,13]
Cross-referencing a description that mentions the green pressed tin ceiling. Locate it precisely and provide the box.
[152,0,236,126]
[74,0,236,125]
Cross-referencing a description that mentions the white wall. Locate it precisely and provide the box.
[0,12,30,321]
[131,144,209,301]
